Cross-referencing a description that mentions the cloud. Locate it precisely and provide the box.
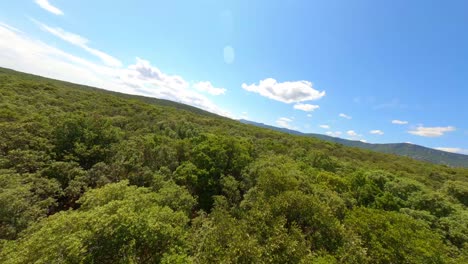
[434,147,468,155]
[392,119,408,125]
[370,130,384,135]
[345,130,363,140]
[0,22,231,118]
[326,131,342,137]
[119,58,231,116]
[276,117,293,129]
[0,22,120,89]
[33,20,122,67]
[306,114,312,118]
[35,0,64,15]
[408,126,456,137]
[242,78,325,103]
[0,22,22,33]
[293,103,319,112]
[319,125,330,129]
[360,139,368,143]
[347,130,359,137]
[193,81,226,95]
[123,57,187,88]
[339,113,352,119]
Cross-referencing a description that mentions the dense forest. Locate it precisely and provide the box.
[240,119,468,168]
[0,68,467,263]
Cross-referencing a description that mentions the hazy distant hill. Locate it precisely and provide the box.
[240,119,468,168]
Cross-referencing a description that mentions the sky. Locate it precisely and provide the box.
[0,0,467,154]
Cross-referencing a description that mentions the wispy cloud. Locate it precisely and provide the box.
[370,130,384,135]
[408,126,455,137]
[120,58,231,116]
[32,19,122,67]
[35,0,63,15]
[392,119,408,125]
[276,117,294,129]
[242,78,325,103]
[293,103,319,112]
[347,130,359,137]
[0,22,22,33]
[319,125,330,129]
[0,22,231,117]
[434,147,468,155]
[339,113,352,119]
[346,130,363,141]
[193,81,226,95]
[326,131,342,137]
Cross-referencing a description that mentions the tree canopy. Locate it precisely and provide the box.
[1,68,467,263]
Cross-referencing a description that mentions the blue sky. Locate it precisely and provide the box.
[0,0,467,154]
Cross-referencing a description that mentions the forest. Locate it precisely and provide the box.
[0,67,467,263]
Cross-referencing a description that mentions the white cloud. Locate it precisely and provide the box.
[123,57,187,89]
[326,131,342,137]
[408,126,456,137]
[276,117,293,129]
[119,58,231,116]
[392,119,408,125]
[319,125,330,129]
[434,147,468,155]
[347,130,359,137]
[0,22,120,89]
[345,130,363,140]
[360,139,368,143]
[0,22,231,118]
[242,78,325,103]
[193,81,226,95]
[306,114,312,118]
[370,130,384,135]
[35,0,64,15]
[293,103,319,112]
[0,22,22,33]
[339,113,352,119]
[33,20,122,67]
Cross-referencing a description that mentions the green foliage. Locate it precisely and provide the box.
[53,114,121,169]
[190,204,264,263]
[0,171,61,240]
[1,68,467,263]
[437,211,468,249]
[345,208,449,263]
[442,180,468,206]
[1,181,190,264]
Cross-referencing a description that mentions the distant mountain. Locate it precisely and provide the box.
[239,119,468,168]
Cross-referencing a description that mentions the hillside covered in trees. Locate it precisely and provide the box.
[0,68,467,263]
[240,119,468,168]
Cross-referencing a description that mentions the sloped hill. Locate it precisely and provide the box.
[240,119,468,167]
